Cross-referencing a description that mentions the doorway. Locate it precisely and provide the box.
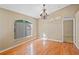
[63,20,73,43]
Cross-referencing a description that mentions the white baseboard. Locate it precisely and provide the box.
[74,42,79,49]
[48,39,63,42]
[0,37,63,54]
[0,36,37,53]
[38,37,63,42]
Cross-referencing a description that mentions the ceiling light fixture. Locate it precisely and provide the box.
[40,4,48,20]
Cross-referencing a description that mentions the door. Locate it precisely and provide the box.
[64,20,73,43]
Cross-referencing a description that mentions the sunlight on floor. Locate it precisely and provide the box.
[27,33,48,55]
[27,42,35,55]
[41,33,48,46]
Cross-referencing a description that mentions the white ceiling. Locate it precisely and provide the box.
[0,4,69,18]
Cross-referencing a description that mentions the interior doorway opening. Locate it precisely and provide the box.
[63,20,73,43]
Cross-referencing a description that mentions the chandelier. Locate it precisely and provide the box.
[40,4,48,20]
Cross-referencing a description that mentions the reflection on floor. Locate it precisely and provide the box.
[0,39,79,55]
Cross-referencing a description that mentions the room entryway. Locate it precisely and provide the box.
[63,20,73,43]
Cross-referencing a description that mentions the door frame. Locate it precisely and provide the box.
[62,16,74,43]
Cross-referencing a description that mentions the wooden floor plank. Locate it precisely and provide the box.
[0,39,79,55]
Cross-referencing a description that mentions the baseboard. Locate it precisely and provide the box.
[0,37,63,53]
[0,35,37,53]
[38,37,63,42]
[14,35,37,44]
[48,39,63,42]
[74,42,79,49]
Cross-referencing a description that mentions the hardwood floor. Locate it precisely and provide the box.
[0,39,79,55]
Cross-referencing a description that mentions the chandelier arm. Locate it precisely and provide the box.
[40,4,48,20]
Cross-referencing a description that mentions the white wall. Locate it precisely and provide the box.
[38,17,63,42]
[0,8,38,50]
[75,11,79,49]
[38,5,79,42]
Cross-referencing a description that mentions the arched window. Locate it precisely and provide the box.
[14,20,32,39]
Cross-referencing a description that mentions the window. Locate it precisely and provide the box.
[14,20,32,39]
